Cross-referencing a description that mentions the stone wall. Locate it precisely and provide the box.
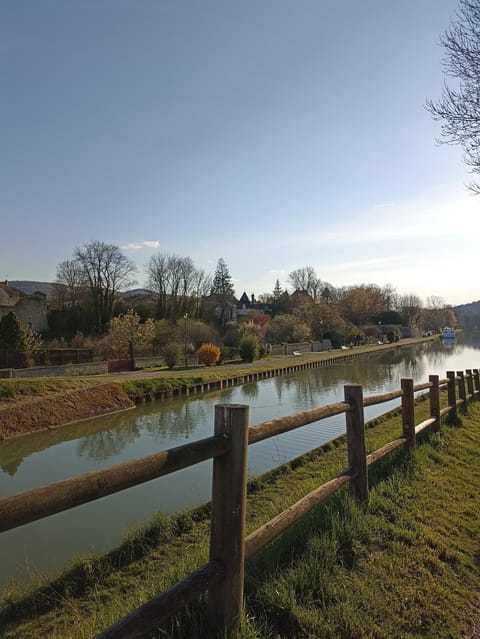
[269,340,332,355]
[134,354,198,369]
[5,361,108,378]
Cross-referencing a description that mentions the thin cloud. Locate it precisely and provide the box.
[326,255,404,274]
[121,240,160,251]
[286,185,478,248]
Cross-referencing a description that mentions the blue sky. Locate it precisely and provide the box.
[1,0,477,305]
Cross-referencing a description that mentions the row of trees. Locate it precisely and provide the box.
[52,242,236,337]
[49,240,456,350]
[2,240,457,368]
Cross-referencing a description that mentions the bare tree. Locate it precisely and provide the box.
[74,241,136,333]
[338,284,393,325]
[427,0,480,191]
[288,266,322,299]
[146,253,211,320]
[191,268,212,318]
[147,253,170,318]
[422,296,457,331]
[52,260,87,309]
[397,293,423,328]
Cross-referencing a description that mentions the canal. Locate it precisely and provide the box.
[1,333,479,588]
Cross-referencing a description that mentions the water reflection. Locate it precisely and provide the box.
[0,410,136,476]
[1,335,479,476]
[240,382,259,400]
[1,333,480,587]
[77,422,142,461]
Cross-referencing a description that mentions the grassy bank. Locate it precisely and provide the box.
[0,377,100,404]
[2,395,480,638]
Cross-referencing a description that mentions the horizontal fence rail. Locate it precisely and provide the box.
[363,389,403,406]
[1,367,479,639]
[0,435,231,533]
[248,401,350,444]
[95,560,225,639]
[244,472,352,559]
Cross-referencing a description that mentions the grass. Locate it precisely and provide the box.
[118,375,206,396]
[2,396,480,638]
[0,377,100,403]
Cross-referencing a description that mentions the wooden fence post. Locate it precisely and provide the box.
[429,375,440,433]
[344,385,368,506]
[457,371,467,414]
[466,369,474,401]
[208,404,249,638]
[446,370,457,425]
[473,369,480,398]
[401,378,416,449]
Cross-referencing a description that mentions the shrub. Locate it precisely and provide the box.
[0,311,27,367]
[185,320,219,349]
[198,343,221,366]
[258,342,271,359]
[239,334,259,362]
[265,314,311,343]
[386,328,401,343]
[223,324,241,348]
[323,330,345,349]
[162,343,179,369]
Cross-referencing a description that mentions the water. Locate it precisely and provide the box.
[1,333,479,588]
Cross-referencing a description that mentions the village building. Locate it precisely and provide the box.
[236,292,271,320]
[0,281,48,332]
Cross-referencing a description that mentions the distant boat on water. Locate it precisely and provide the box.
[442,327,456,339]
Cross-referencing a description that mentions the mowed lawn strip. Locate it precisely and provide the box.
[2,397,480,638]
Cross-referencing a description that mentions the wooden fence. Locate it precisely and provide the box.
[1,368,479,638]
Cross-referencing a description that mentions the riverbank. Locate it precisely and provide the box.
[2,395,480,638]
[0,383,134,440]
[0,336,437,439]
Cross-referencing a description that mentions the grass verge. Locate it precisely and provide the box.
[0,378,101,404]
[2,396,479,638]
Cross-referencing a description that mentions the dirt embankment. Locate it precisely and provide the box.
[0,384,134,440]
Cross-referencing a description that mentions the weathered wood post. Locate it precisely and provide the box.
[429,374,441,433]
[208,404,249,637]
[344,385,368,506]
[466,369,474,401]
[401,378,416,449]
[446,371,457,425]
[473,369,480,398]
[457,371,467,414]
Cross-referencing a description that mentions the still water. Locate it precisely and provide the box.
[1,334,479,588]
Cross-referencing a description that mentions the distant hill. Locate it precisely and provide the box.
[454,300,480,317]
[453,300,480,328]
[7,281,155,299]
[120,288,155,298]
[8,280,54,296]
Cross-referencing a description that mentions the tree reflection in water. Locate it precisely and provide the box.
[2,333,479,474]
[76,388,236,462]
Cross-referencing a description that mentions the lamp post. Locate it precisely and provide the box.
[184,313,188,368]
